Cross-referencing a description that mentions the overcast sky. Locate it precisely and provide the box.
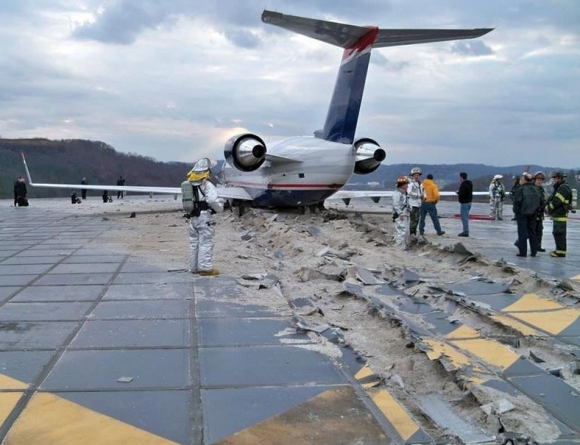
[0,0,578,167]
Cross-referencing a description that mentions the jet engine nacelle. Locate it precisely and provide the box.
[353,138,386,175]
[224,133,267,172]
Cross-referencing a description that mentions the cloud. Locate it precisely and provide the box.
[451,40,494,56]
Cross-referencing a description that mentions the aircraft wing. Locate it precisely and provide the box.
[330,189,489,204]
[262,10,493,49]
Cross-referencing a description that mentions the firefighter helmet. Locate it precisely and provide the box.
[410,167,422,176]
[549,170,565,179]
[396,176,409,186]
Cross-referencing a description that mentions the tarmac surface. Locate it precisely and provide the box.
[0,198,579,444]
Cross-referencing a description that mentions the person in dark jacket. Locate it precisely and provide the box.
[117,176,126,199]
[510,175,521,220]
[533,171,547,252]
[14,177,28,206]
[547,170,572,257]
[513,173,541,257]
[81,177,88,200]
[457,172,473,237]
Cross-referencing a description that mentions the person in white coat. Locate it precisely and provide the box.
[407,167,424,236]
[392,176,410,246]
[489,174,506,220]
[186,158,223,276]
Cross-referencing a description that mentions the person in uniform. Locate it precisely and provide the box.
[392,176,410,246]
[489,174,506,220]
[186,158,224,275]
[533,171,547,252]
[407,167,424,236]
[546,170,572,258]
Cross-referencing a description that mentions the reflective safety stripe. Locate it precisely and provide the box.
[555,192,570,204]
[552,217,567,222]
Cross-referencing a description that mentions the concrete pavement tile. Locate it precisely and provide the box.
[200,346,345,387]
[0,275,38,286]
[120,262,168,273]
[0,302,92,321]
[103,283,194,300]
[53,390,191,444]
[41,349,190,390]
[0,321,77,350]
[113,272,192,285]
[510,374,580,432]
[202,386,335,443]
[198,318,310,347]
[48,263,120,274]
[90,300,189,319]
[0,256,64,265]
[11,285,105,302]
[195,300,280,318]
[15,250,74,257]
[446,281,511,296]
[0,351,54,387]
[0,287,19,303]
[62,255,126,264]
[35,273,114,286]
[0,264,53,275]
[70,319,190,348]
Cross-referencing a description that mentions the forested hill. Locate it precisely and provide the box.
[0,138,191,199]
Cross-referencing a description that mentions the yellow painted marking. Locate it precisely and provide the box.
[509,309,580,335]
[355,365,374,381]
[5,393,178,445]
[572,274,580,281]
[372,390,419,441]
[0,374,28,390]
[445,325,480,340]
[362,380,380,389]
[451,338,519,370]
[490,314,542,336]
[0,393,23,425]
[424,340,472,369]
[503,293,563,312]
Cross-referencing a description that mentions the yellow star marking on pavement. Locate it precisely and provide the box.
[450,338,520,370]
[0,374,28,390]
[503,293,564,312]
[0,393,23,426]
[4,393,179,444]
[372,389,419,441]
[354,365,374,380]
[490,314,542,337]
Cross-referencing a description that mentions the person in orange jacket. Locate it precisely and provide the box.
[418,174,445,236]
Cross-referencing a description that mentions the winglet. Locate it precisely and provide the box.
[21,153,35,185]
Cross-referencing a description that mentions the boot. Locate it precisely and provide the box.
[199,268,220,276]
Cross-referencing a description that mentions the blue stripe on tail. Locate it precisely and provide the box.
[318,51,372,144]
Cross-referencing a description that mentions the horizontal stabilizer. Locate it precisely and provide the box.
[262,10,493,50]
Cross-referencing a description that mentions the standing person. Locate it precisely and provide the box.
[489,174,506,220]
[392,176,410,246]
[457,172,473,237]
[513,173,541,257]
[510,175,521,220]
[117,176,126,199]
[81,177,88,200]
[186,158,223,275]
[14,177,28,207]
[407,167,424,236]
[13,177,19,206]
[419,174,445,236]
[533,171,547,252]
[546,170,572,258]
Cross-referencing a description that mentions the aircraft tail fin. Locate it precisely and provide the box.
[262,10,493,144]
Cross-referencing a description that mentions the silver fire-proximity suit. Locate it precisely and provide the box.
[187,159,223,274]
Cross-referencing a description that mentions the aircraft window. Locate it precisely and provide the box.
[299,173,305,178]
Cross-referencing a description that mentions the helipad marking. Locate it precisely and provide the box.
[0,393,22,425]
[424,340,472,369]
[506,309,580,335]
[372,389,420,441]
[355,365,374,380]
[450,338,520,370]
[0,374,28,390]
[4,393,179,444]
[503,293,564,312]
[445,325,480,340]
[489,314,541,336]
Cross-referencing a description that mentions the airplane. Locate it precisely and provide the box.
[22,10,493,212]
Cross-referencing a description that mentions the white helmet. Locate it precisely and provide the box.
[192,158,217,172]
[493,174,503,180]
[410,167,422,175]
